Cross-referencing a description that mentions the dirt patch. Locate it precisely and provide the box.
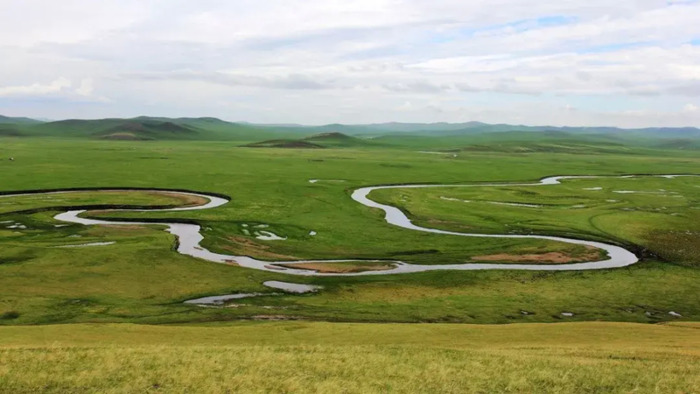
[222,236,298,260]
[471,246,602,264]
[85,225,149,237]
[70,190,208,209]
[277,262,396,273]
[146,191,208,207]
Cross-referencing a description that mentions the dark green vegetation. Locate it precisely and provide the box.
[244,132,370,149]
[0,115,699,327]
[1,322,698,393]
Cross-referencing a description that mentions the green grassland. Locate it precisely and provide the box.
[370,175,700,265]
[0,322,698,393]
[0,136,698,326]
[1,128,699,392]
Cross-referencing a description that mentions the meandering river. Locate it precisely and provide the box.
[4,174,693,276]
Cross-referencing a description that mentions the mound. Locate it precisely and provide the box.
[302,132,370,147]
[303,132,352,140]
[243,139,324,148]
[244,132,371,149]
[100,132,153,141]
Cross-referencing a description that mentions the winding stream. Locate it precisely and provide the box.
[3,174,694,276]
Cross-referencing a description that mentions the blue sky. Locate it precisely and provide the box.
[0,0,699,127]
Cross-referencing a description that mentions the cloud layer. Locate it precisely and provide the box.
[1,0,699,126]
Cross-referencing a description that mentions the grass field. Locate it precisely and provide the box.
[0,321,698,393]
[371,175,700,265]
[0,132,699,392]
[0,137,699,325]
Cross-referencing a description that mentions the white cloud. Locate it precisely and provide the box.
[0,0,699,126]
[0,77,71,97]
[683,103,699,113]
[0,77,107,103]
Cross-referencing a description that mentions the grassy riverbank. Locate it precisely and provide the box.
[1,321,698,393]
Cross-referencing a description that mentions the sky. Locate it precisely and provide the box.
[1,0,699,127]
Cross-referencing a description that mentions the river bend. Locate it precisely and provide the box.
[3,174,693,276]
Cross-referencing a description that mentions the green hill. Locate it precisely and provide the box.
[302,132,371,147]
[4,115,699,149]
[99,121,197,140]
[24,117,301,141]
[0,115,42,125]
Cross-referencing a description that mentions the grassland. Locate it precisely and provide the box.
[370,175,700,265]
[0,321,698,393]
[0,130,699,392]
[0,136,699,325]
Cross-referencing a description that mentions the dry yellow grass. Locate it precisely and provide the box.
[0,322,698,393]
[223,235,299,260]
[471,246,601,264]
[146,191,209,207]
[278,261,396,273]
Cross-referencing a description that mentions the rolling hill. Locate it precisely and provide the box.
[0,115,43,125]
[20,117,301,141]
[1,114,699,149]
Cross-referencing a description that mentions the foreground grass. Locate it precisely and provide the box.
[0,322,698,393]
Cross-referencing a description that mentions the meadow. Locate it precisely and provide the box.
[0,137,699,325]
[0,131,698,392]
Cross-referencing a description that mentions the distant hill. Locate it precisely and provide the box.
[0,115,43,125]
[260,122,700,150]
[262,121,700,138]
[30,118,198,140]
[2,115,698,149]
[99,121,197,140]
[24,117,303,141]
